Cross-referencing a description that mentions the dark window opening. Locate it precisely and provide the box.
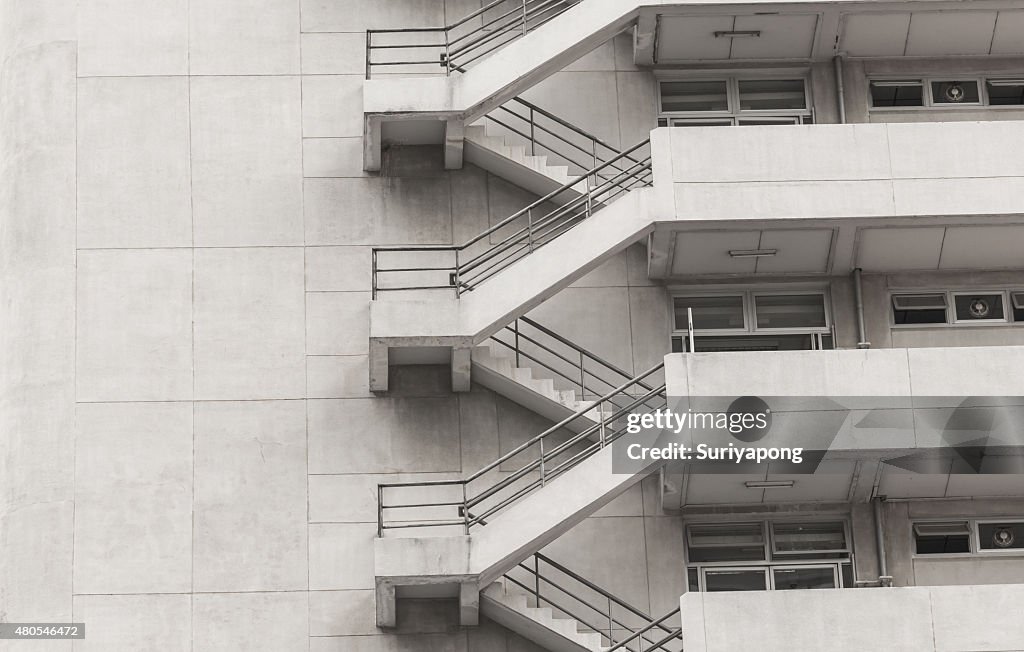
[870,81,924,107]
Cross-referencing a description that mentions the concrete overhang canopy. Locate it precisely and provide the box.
[637,0,1024,65]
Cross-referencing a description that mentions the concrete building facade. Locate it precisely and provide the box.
[3,0,1024,650]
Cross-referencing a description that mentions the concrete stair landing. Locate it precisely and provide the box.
[481,582,605,652]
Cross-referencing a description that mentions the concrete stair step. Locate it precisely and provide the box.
[481,582,605,652]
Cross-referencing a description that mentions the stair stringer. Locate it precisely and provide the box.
[369,187,656,392]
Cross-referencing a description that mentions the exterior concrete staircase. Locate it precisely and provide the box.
[481,582,606,652]
[374,363,668,628]
[364,0,645,169]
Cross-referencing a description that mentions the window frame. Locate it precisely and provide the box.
[890,289,1024,328]
[685,518,855,592]
[672,290,832,336]
[869,75,1024,111]
[657,74,814,125]
[975,519,1024,555]
[912,518,1024,558]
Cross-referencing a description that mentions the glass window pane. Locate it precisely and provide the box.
[916,534,970,554]
[738,79,806,110]
[737,117,801,126]
[893,293,948,325]
[754,295,826,329]
[979,523,1024,550]
[661,81,729,112]
[1013,292,1024,322]
[687,568,700,592]
[704,569,768,592]
[953,294,1005,321]
[870,81,923,107]
[674,296,745,331]
[687,523,766,562]
[690,334,816,352]
[987,80,1024,105]
[772,567,836,590]
[931,80,980,104]
[773,522,846,554]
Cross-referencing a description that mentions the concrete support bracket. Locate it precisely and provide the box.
[376,581,397,628]
[369,339,389,392]
[451,346,471,392]
[444,119,465,170]
[459,581,480,627]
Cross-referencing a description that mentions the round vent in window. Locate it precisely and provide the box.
[993,526,1016,548]
[944,83,967,102]
[968,298,991,318]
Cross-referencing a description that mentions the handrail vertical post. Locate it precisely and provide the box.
[453,248,461,297]
[687,307,696,353]
[534,555,541,606]
[522,0,528,36]
[539,437,546,486]
[579,350,585,397]
[444,30,452,75]
[529,106,536,156]
[377,484,384,536]
[462,483,469,533]
[607,596,613,647]
[514,319,521,367]
[527,208,534,252]
[371,248,378,300]
[365,31,372,80]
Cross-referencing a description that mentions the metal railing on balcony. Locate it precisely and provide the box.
[365,0,581,79]
[377,361,666,536]
[371,138,652,298]
[502,551,683,651]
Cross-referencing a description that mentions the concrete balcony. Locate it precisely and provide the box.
[661,346,1024,508]
[647,121,1024,280]
[681,583,1024,652]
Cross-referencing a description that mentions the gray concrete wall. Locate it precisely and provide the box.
[0,2,677,649]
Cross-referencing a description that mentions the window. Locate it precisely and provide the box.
[953,293,1005,322]
[871,76,1024,109]
[892,290,1024,327]
[978,522,1024,551]
[930,80,981,104]
[1013,292,1024,321]
[892,293,948,325]
[754,294,827,329]
[686,520,853,592]
[913,520,1024,555]
[673,295,745,331]
[870,80,924,107]
[914,521,971,555]
[673,291,832,353]
[986,79,1024,105]
[658,77,812,126]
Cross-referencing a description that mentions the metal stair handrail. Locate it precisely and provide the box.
[377,361,666,536]
[482,96,644,175]
[504,551,684,651]
[491,316,661,404]
[366,0,582,78]
[371,138,652,298]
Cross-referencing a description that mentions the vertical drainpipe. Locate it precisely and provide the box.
[873,496,893,586]
[854,268,871,349]
[833,54,847,124]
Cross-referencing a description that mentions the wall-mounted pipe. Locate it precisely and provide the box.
[853,268,871,349]
[833,54,847,124]
[872,496,893,586]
